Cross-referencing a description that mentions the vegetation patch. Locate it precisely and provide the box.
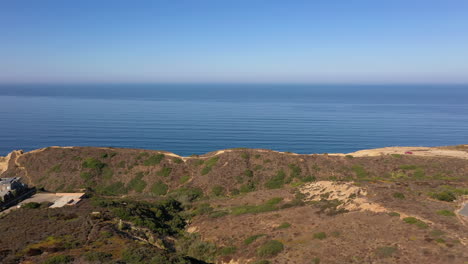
[96,182,127,196]
[151,181,168,196]
[388,212,400,217]
[276,222,291,229]
[392,192,405,199]
[201,157,219,175]
[43,255,74,264]
[257,240,284,257]
[313,232,327,240]
[219,246,237,256]
[265,170,286,189]
[288,164,302,178]
[172,157,183,164]
[244,234,266,245]
[403,217,428,229]
[169,187,204,204]
[351,165,368,178]
[143,154,165,166]
[128,173,147,193]
[211,185,225,197]
[157,167,173,177]
[179,175,190,184]
[436,210,455,216]
[82,157,106,170]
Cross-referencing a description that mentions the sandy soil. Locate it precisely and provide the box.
[331,146,468,160]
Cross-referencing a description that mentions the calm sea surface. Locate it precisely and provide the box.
[0,84,467,156]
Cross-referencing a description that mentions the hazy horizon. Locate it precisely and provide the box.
[1,0,468,84]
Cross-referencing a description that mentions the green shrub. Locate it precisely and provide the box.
[101,153,109,158]
[375,246,397,258]
[179,175,190,184]
[430,191,456,202]
[172,157,183,164]
[277,222,291,229]
[393,192,405,199]
[313,232,327,240]
[244,234,265,245]
[257,240,284,257]
[436,210,455,216]
[219,246,237,256]
[201,157,219,175]
[143,154,165,166]
[231,198,282,215]
[211,185,225,196]
[403,217,428,229]
[22,202,41,209]
[193,203,214,215]
[244,169,254,177]
[82,157,106,170]
[391,154,402,158]
[265,170,286,189]
[240,182,256,193]
[351,165,368,178]
[128,173,147,193]
[241,152,249,159]
[157,167,172,177]
[388,212,400,217]
[288,164,302,178]
[151,181,168,196]
[345,155,354,159]
[169,187,204,203]
[254,165,263,171]
[230,188,240,195]
[43,255,74,264]
[312,257,321,264]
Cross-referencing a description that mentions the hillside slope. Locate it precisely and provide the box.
[0,145,467,263]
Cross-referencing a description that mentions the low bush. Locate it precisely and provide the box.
[244,234,265,245]
[201,157,219,175]
[430,191,456,202]
[265,170,286,189]
[128,173,147,193]
[169,187,204,204]
[313,232,327,240]
[157,167,172,177]
[277,222,291,229]
[82,157,106,170]
[151,181,169,196]
[211,185,225,197]
[22,202,41,209]
[219,246,237,256]
[436,210,455,216]
[143,154,165,166]
[172,157,183,164]
[351,165,368,178]
[403,217,428,229]
[392,192,405,199]
[179,175,190,184]
[257,240,284,257]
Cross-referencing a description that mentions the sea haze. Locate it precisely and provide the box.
[0,84,467,156]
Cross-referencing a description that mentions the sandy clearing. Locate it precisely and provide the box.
[330,146,468,160]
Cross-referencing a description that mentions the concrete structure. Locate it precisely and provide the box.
[0,177,27,202]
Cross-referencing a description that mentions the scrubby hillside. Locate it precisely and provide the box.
[0,145,467,263]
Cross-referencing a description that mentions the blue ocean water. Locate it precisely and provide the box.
[0,84,467,156]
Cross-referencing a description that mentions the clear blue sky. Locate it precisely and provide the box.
[1,0,467,84]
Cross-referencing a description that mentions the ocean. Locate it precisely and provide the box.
[0,84,467,156]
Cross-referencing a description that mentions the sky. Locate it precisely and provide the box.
[1,0,468,84]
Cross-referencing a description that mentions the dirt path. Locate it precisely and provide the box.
[330,146,468,160]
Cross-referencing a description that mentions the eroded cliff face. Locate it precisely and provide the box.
[0,150,22,177]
